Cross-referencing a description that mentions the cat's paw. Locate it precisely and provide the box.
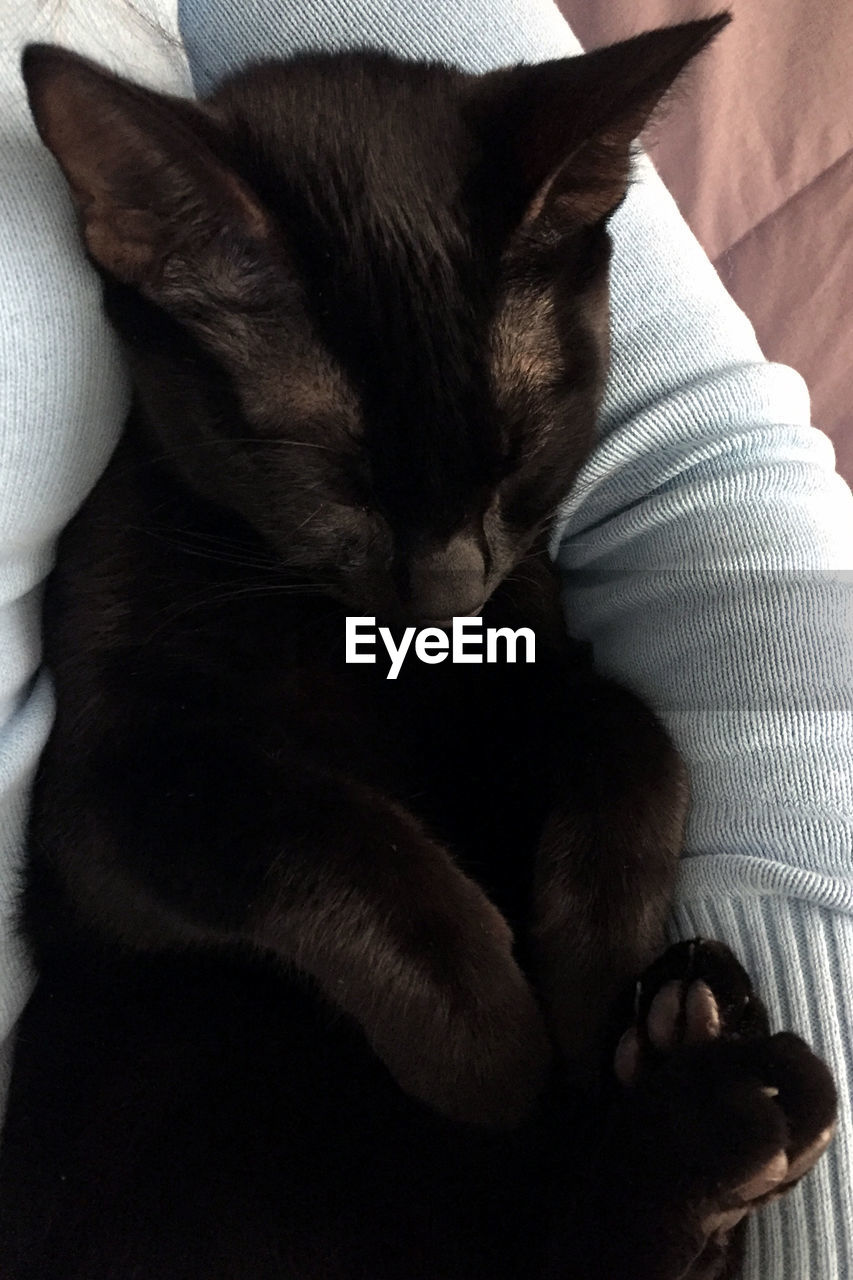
[613,939,837,1239]
[613,938,769,1082]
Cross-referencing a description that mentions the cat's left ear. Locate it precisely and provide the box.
[475,14,730,226]
[21,44,269,287]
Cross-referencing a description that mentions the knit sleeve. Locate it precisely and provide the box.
[554,160,853,1279]
[0,0,191,1106]
[0,33,126,1074]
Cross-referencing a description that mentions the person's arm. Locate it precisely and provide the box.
[555,158,853,1278]
[177,1,853,1273]
[0,0,191,1113]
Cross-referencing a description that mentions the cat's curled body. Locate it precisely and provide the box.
[0,18,837,1280]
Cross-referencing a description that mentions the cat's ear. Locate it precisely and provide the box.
[476,15,730,226]
[22,44,269,285]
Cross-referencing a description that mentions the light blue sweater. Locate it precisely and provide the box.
[1,1,851,1274]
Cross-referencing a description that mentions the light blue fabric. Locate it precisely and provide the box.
[0,0,850,1274]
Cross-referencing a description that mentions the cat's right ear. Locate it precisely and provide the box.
[473,15,730,229]
[21,44,269,287]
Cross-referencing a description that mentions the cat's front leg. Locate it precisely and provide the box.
[546,940,837,1280]
[248,772,553,1127]
[39,732,551,1129]
[479,560,688,1077]
[527,673,688,1076]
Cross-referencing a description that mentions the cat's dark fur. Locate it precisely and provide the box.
[0,18,837,1279]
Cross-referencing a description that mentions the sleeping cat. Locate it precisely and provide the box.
[0,16,836,1278]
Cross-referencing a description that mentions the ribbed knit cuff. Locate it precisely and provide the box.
[668,885,853,1280]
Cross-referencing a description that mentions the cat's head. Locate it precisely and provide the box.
[23,19,727,624]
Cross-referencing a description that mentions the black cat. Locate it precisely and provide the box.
[0,18,836,1278]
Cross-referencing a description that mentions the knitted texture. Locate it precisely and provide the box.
[1,1,851,1274]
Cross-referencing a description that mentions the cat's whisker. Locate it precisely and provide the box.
[139,580,334,644]
[117,524,284,574]
[292,503,329,533]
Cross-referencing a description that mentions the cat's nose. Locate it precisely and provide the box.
[407,533,486,622]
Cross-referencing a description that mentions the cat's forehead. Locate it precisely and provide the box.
[207,56,507,478]
[210,54,494,336]
[211,53,474,213]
